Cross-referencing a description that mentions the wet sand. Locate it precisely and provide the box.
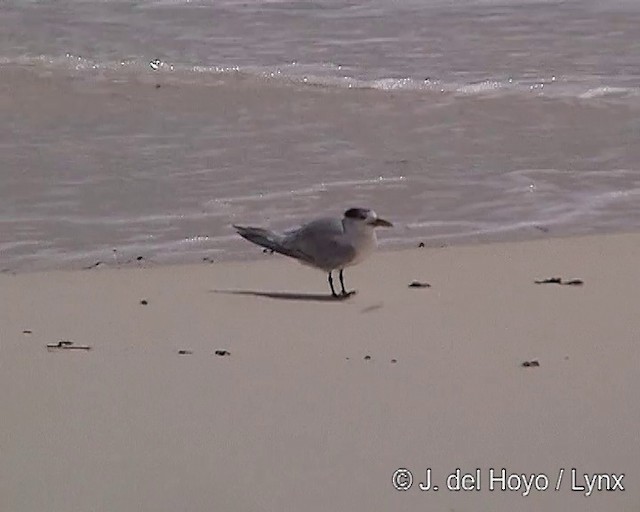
[2,65,640,271]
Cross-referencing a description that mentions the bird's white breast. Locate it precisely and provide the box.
[344,229,377,267]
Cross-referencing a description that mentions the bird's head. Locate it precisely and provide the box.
[343,208,393,229]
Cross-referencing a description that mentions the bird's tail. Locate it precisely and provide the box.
[233,225,312,263]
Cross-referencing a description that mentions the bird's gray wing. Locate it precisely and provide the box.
[282,217,342,238]
[234,225,316,264]
[282,218,356,270]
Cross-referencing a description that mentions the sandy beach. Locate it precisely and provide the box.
[2,1,639,510]
[1,233,638,512]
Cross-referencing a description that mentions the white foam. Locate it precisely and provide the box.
[579,86,638,99]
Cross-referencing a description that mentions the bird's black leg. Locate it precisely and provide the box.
[339,269,354,297]
[328,271,339,297]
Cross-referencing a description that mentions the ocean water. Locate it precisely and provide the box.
[1,0,639,271]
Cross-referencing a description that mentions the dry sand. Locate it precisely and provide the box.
[1,233,639,512]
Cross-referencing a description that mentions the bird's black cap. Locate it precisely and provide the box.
[344,208,370,220]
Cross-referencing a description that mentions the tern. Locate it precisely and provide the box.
[234,207,393,298]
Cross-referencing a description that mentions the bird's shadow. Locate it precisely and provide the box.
[211,289,355,302]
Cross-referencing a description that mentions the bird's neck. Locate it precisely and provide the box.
[343,221,377,242]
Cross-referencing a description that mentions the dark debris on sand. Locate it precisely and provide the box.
[215,350,230,357]
[534,277,583,286]
[47,340,91,351]
[348,355,396,363]
[521,360,540,368]
[408,281,431,288]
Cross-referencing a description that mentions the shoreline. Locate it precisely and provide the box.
[3,229,639,275]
